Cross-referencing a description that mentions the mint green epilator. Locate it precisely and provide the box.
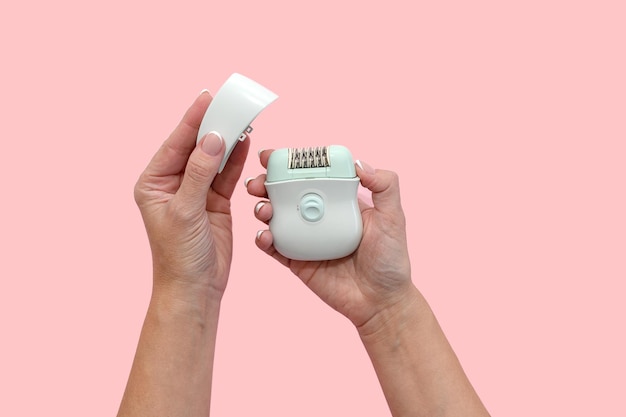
[265,145,363,261]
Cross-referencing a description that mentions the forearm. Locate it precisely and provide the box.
[117,284,221,417]
[358,285,489,417]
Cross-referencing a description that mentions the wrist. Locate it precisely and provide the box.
[355,284,491,417]
[356,284,431,345]
[150,274,223,322]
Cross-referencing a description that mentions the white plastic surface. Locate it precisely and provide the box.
[197,73,278,173]
[266,178,363,261]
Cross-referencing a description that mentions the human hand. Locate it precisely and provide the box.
[246,151,414,332]
[134,92,250,304]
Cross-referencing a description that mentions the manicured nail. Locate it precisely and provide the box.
[244,177,254,187]
[199,88,211,95]
[355,159,375,175]
[256,230,265,240]
[201,131,223,156]
[258,148,265,158]
[254,201,267,214]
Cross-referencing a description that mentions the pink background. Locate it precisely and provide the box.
[1,0,624,415]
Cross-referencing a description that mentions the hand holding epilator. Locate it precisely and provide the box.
[198,73,363,261]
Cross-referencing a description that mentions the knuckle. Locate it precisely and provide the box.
[167,198,198,224]
[185,158,213,184]
[386,170,400,185]
[383,170,401,196]
[373,169,400,193]
[133,175,148,206]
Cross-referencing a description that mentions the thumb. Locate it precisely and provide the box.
[355,160,403,215]
[176,131,225,211]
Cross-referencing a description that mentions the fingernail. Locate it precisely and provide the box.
[199,88,211,95]
[258,149,265,158]
[356,159,375,175]
[254,201,266,214]
[256,230,265,240]
[244,177,254,187]
[201,131,223,156]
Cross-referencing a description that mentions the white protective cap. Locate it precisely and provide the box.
[197,73,278,173]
